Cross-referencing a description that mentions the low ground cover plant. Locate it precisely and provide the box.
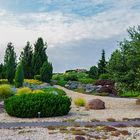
[17,87,32,95]
[32,89,45,94]
[24,79,43,85]
[4,93,71,118]
[119,91,140,97]
[42,87,66,96]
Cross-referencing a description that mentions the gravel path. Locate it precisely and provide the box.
[56,86,140,121]
[0,121,140,129]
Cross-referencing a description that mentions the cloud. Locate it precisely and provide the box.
[0,0,140,71]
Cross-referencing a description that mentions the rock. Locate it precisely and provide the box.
[111,131,121,137]
[136,99,140,105]
[65,81,79,89]
[85,99,105,110]
[85,84,96,93]
[120,130,131,136]
[75,136,86,140]
[78,84,86,90]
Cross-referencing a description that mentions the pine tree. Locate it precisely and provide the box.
[20,41,33,78]
[15,63,24,88]
[98,50,107,75]
[4,43,16,84]
[40,61,53,83]
[32,38,48,76]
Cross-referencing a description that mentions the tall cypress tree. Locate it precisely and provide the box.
[40,60,53,83]
[98,49,107,75]
[20,41,33,78]
[32,38,48,75]
[4,42,16,84]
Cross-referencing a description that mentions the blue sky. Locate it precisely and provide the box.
[0,0,140,72]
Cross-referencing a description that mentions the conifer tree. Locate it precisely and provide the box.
[32,38,48,75]
[4,43,16,84]
[40,60,53,83]
[98,50,107,75]
[20,41,33,78]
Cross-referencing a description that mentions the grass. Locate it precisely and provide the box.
[74,97,86,107]
[119,91,140,97]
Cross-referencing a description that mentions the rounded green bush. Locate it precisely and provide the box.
[4,93,71,118]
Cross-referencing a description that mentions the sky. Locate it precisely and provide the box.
[0,0,140,72]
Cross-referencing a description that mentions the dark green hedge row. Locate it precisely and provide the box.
[4,93,71,118]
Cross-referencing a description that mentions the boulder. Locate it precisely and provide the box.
[75,136,86,140]
[85,84,96,93]
[66,81,79,89]
[85,99,105,110]
[136,99,140,105]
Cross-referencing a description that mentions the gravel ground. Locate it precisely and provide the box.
[0,126,140,140]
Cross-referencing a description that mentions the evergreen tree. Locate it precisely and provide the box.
[40,61,53,83]
[15,63,24,87]
[0,63,3,78]
[98,50,107,75]
[32,38,48,75]
[4,43,16,84]
[20,41,33,78]
[89,66,98,79]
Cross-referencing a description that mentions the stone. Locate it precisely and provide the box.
[136,99,140,105]
[66,81,79,89]
[75,136,86,140]
[85,99,105,110]
[85,84,96,93]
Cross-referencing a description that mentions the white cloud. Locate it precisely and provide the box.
[0,0,140,70]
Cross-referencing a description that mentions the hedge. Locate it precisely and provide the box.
[4,93,71,118]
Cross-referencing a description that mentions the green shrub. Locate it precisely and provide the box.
[42,87,66,96]
[0,84,15,99]
[4,93,71,118]
[57,80,67,87]
[79,78,94,84]
[52,74,61,81]
[17,87,32,95]
[119,91,140,97]
[0,79,9,84]
[99,73,110,80]
[34,75,41,80]
[64,74,78,81]
[74,98,86,107]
